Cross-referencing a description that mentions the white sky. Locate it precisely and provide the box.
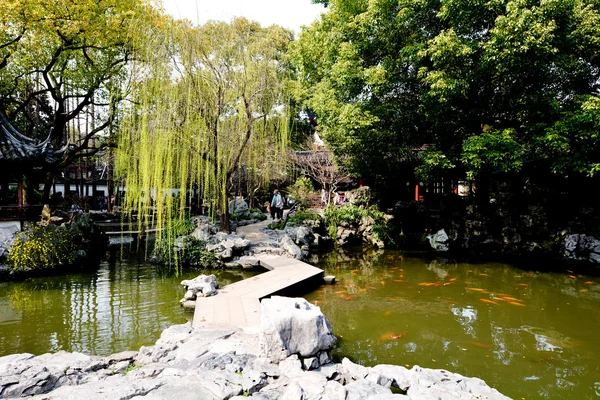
[161,0,326,33]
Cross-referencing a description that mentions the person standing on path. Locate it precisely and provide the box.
[270,189,284,220]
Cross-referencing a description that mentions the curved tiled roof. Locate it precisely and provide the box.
[0,112,66,165]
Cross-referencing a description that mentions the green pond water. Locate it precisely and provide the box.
[0,249,259,357]
[304,249,600,400]
[1,247,600,399]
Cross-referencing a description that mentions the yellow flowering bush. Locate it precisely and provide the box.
[8,225,81,272]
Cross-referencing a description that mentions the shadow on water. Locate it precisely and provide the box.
[0,246,261,357]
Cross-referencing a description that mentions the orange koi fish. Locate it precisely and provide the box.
[579,289,588,293]
[418,282,437,286]
[450,278,457,281]
[394,280,405,283]
[384,311,393,316]
[584,281,593,285]
[480,298,498,305]
[359,288,367,292]
[345,296,355,301]
[508,301,525,306]
[517,283,529,287]
[501,296,520,302]
[466,288,487,292]
[569,275,577,279]
[390,331,407,339]
[480,273,490,277]
[399,274,404,278]
[469,341,492,349]
[334,290,346,294]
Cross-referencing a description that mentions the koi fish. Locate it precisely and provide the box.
[399,274,404,278]
[480,298,498,305]
[517,283,529,287]
[569,275,577,279]
[579,289,588,293]
[469,341,492,349]
[359,288,367,292]
[443,282,454,286]
[384,311,393,316]
[466,288,487,292]
[502,296,520,302]
[567,270,574,273]
[334,290,346,294]
[480,273,490,277]
[367,286,377,290]
[394,280,405,283]
[418,282,437,286]
[508,301,525,306]
[345,296,355,301]
[449,278,457,281]
[391,267,399,271]
[584,281,593,285]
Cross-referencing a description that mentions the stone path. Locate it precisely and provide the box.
[235,217,272,242]
[192,255,324,332]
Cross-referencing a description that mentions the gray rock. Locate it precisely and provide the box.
[280,235,303,259]
[291,371,327,400]
[280,381,304,400]
[407,365,510,400]
[365,371,392,389]
[427,229,449,252]
[181,275,219,300]
[229,198,250,215]
[26,374,166,400]
[112,360,131,374]
[341,357,369,382]
[324,380,346,400]
[193,369,243,400]
[250,358,281,378]
[129,376,212,400]
[315,363,341,382]
[345,380,392,400]
[259,297,336,362]
[106,351,138,365]
[242,369,267,394]
[301,356,319,371]
[367,395,410,400]
[371,364,412,391]
[278,355,304,379]
[563,234,600,264]
[0,225,19,258]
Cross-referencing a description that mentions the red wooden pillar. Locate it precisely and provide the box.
[414,184,419,201]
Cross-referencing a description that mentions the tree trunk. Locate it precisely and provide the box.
[41,171,54,203]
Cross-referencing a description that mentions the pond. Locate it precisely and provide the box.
[0,248,260,357]
[305,249,600,400]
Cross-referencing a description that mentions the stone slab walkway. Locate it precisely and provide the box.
[192,255,324,332]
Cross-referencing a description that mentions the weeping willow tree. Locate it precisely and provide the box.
[116,17,292,255]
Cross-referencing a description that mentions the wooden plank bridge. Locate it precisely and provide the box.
[192,256,324,332]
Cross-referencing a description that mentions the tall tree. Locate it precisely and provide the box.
[117,18,292,233]
[0,0,158,200]
[292,0,600,187]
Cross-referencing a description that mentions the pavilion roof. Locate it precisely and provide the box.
[0,112,66,166]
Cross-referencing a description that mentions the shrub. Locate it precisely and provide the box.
[9,225,81,272]
[288,177,314,210]
[324,204,394,245]
[287,210,322,226]
[178,236,218,268]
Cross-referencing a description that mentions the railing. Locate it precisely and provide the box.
[0,205,44,221]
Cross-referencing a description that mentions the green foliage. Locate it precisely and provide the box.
[287,210,322,226]
[288,177,314,210]
[324,205,392,245]
[462,127,524,178]
[8,225,81,272]
[415,150,456,182]
[347,186,374,207]
[292,0,600,183]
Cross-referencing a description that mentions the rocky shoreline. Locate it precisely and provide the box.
[0,296,510,400]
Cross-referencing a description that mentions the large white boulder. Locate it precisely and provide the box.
[259,297,336,362]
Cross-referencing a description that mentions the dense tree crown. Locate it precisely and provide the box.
[294,0,600,183]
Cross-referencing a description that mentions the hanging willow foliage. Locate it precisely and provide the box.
[116,17,292,262]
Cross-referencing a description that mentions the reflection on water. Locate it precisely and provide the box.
[0,249,259,357]
[306,248,600,400]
